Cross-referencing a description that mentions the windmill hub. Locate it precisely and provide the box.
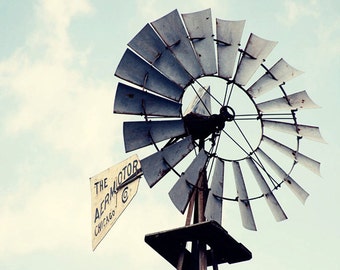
[183,105,235,140]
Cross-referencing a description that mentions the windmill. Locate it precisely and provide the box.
[112,8,324,270]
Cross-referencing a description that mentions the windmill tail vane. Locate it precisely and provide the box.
[91,7,325,269]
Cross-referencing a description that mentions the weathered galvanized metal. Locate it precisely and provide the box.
[115,49,184,101]
[151,9,203,79]
[128,24,192,89]
[205,158,224,224]
[169,149,208,213]
[182,9,217,76]
[123,120,186,152]
[248,58,303,98]
[216,19,245,79]
[256,148,309,204]
[234,33,277,86]
[263,120,325,143]
[246,157,287,222]
[114,82,181,117]
[262,135,321,175]
[232,161,257,231]
[257,90,319,112]
[141,136,194,187]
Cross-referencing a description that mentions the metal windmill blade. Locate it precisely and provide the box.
[127,24,192,89]
[169,149,208,214]
[182,9,217,76]
[205,158,224,224]
[151,9,203,79]
[113,8,324,269]
[216,19,245,79]
[262,135,321,176]
[262,120,325,143]
[141,136,194,187]
[257,90,320,112]
[256,148,310,204]
[123,119,186,152]
[247,58,303,98]
[232,161,257,231]
[114,82,182,117]
[245,157,287,222]
[234,33,277,86]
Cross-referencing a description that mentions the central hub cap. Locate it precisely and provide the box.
[220,106,235,122]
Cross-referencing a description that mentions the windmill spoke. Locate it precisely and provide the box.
[234,113,294,120]
[222,81,230,106]
[230,120,281,188]
[225,80,235,107]
[218,122,282,191]
[231,120,258,160]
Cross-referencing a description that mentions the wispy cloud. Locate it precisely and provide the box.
[0,175,89,254]
[278,0,320,26]
[31,0,93,64]
[0,0,119,167]
[134,0,224,23]
[0,0,122,255]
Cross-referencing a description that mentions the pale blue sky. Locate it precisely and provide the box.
[0,0,339,269]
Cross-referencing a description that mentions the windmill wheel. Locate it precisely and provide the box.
[113,9,324,230]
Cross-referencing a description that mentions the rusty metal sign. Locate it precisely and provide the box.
[90,154,142,250]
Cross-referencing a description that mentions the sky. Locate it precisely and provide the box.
[0,0,339,269]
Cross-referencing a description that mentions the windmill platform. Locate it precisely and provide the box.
[145,220,251,269]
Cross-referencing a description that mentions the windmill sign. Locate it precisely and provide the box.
[90,154,142,250]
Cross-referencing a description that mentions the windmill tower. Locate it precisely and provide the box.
[113,8,324,270]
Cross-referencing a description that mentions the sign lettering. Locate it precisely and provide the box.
[90,155,141,250]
